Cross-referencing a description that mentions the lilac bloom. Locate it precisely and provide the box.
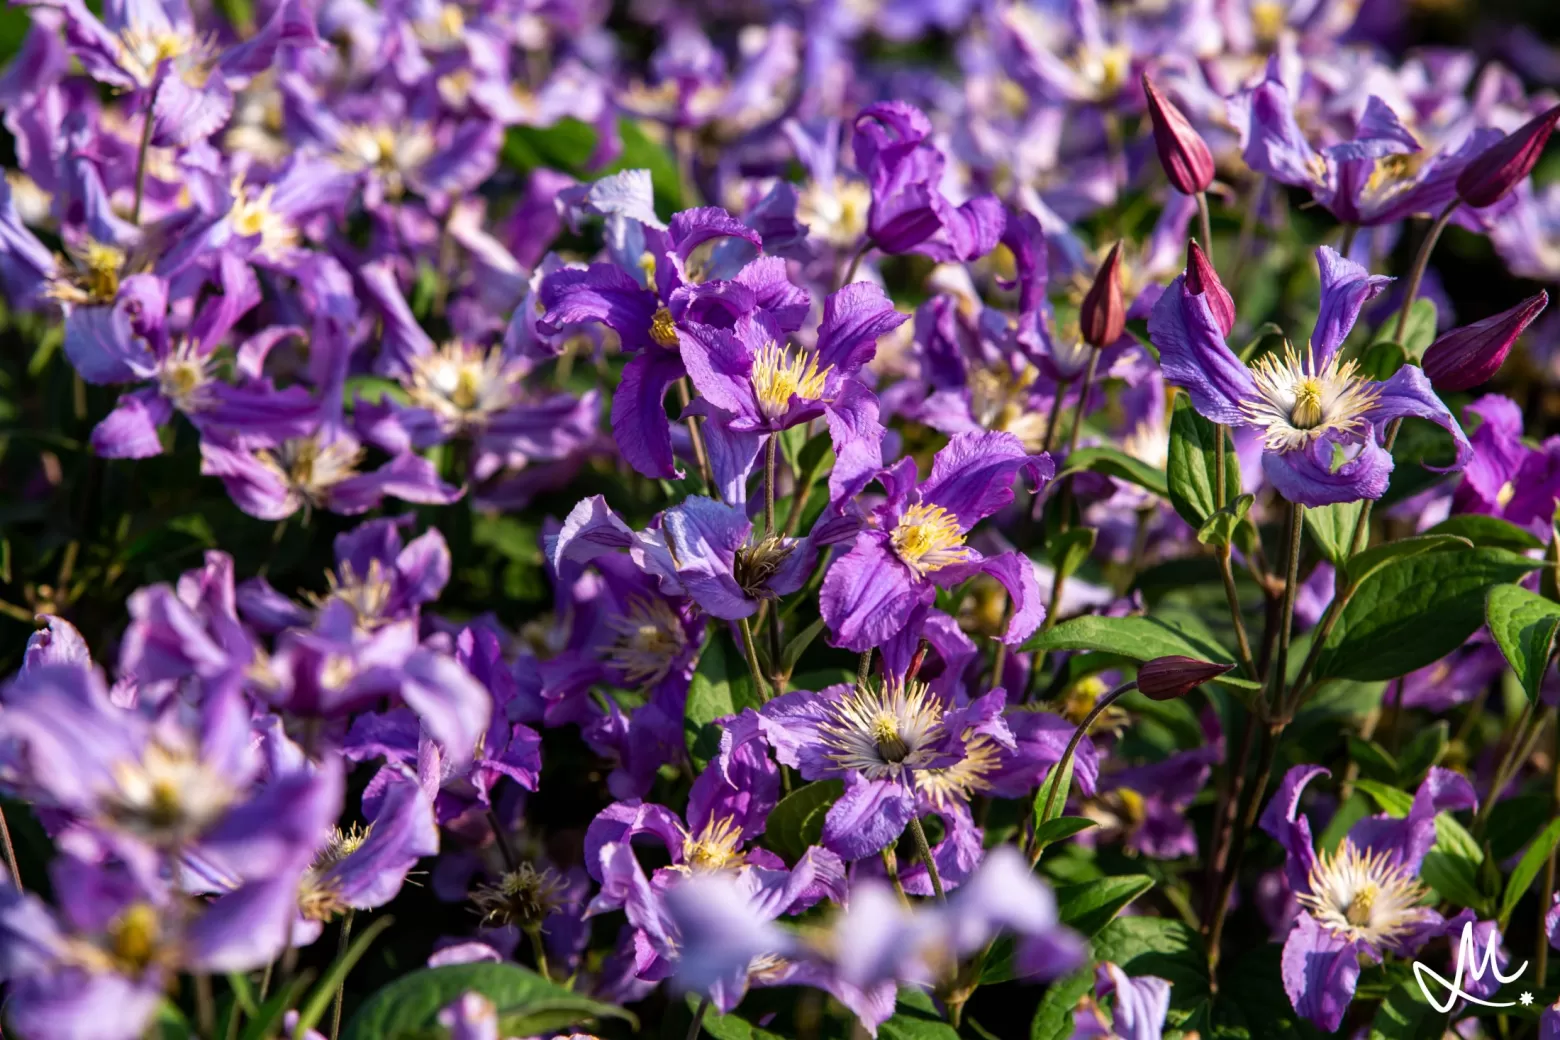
[1241,84,1504,228]
[1073,963,1173,1040]
[852,102,1004,262]
[757,674,1011,863]
[821,431,1053,650]
[1150,246,1470,506]
[1095,737,1222,860]
[1261,766,1476,1030]
[1449,395,1560,536]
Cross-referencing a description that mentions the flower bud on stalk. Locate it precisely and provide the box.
[1421,291,1548,392]
[1137,656,1234,700]
[1080,242,1125,349]
[1185,241,1234,336]
[1456,103,1560,208]
[1142,75,1216,196]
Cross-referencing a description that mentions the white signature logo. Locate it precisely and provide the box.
[1413,921,1530,1012]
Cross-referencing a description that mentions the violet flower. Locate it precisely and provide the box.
[1450,395,1560,536]
[820,430,1053,650]
[1150,246,1470,506]
[1261,766,1476,1030]
[1073,963,1173,1040]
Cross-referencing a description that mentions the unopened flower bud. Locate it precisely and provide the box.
[1421,292,1548,392]
[1080,242,1125,349]
[1143,75,1216,196]
[1184,241,1234,337]
[1456,103,1560,208]
[1137,655,1234,700]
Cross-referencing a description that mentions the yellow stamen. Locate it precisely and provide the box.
[891,503,971,577]
[751,342,832,420]
[650,306,679,348]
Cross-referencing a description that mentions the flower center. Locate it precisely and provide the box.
[105,742,233,844]
[1297,839,1430,945]
[309,559,394,629]
[107,903,161,975]
[258,437,366,509]
[1346,882,1378,926]
[473,864,567,930]
[1252,0,1285,41]
[1241,345,1382,454]
[819,678,945,780]
[751,342,832,421]
[682,817,746,872]
[891,503,972,578]
[604,596,687,686]
[650,307,680,348]
[407,342,519,426]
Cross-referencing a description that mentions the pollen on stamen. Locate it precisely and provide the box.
[1296,840,1430,945]
[751,341,832,421]
[604,596,688,686]
[818,678,946,780]
[679,817,748,873]
[890,503,972,578]
[1240,344,1382,454]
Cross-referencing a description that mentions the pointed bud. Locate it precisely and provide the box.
[1184,240,1234,337]
[1137,656,1235,701]
[1456,103,1560,209]
[1080,242,1125,349]
[1142,74,1216,196]
[1421,291,1548,392]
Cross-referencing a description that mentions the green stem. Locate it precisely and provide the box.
[1037,681,1138,829]
[675,378,713,492]
[527,924,550,981]
[840,239,872,289]
[1394,200,1461,343]
[1196,191,1214,266]
[1538,720,1560,987]
[881,847,910,907]
[1338,223,1358,260]
[0,802,21,893]
[857,649,873,688]
[687,997,710,1040]
[1274,503,1306,719]
[132,86,158,227]
[195,973,216,1039]
[764,435,777,536]
[1065,351,1101,456]
[1041,379,1070,455]
[487,808,519,872]
[739,616,772,701]
[329,911,354,1040]
[906,814,945,902]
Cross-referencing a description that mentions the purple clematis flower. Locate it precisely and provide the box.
[1449,395,1560,536]
[1261,765,1476,1030]
[821,430,1053,650]
[852,102,1005,263]
[1073,963,1173,1040]
[1150,246,1470,506]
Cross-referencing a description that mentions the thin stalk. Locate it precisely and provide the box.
[1274,503,1306,720]
[0,803,21,891]
[881,847,911,908]
[1196,191,1214,265]
[1394,200,1461,343]
[1338,223,1359,260]
[738,616,772,701]
[858,649,873,687]
[674,378,714,491]
[1203,709,1259,917]
[195,973,217,1038]
[487,808,519,872]
[258,961,275,1004]
[1205,724,1278,977]
[767,603,785,698]
[527,925,551,981]
[1383,679,1407,755]
[841,239,872,288]
[906,815,945,902]
[1038,681,1139,827]
[687,997,710,1040]
[764,436,778,536]
[1475,705,1547,841]
[1065,351,1101,455]
[1023,566,1072,705]
[132,87,158,226]
[1217,548,1256,679]
[329,911,355,1040]
[1041,380,1071,455]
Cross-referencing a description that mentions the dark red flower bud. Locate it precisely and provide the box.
[1137,656,1234,700]
[1142,74,1216,196]
[1184,240,1234,337]
[1456,103,1560,209]
[1421,291,1548,392]
[1080,242,1125,349]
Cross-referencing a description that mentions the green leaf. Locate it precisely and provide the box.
[1033,756,1076,829]
[343,374,410,408]
[607,118,684,213]
[764,780,843,863]
[1089,917,1209,1003]
[1357,340,1406,381]
[1346,737,1399,781]
[1344,534,1470,588]
[1196,493,1254,549]
[1486,583,1560,703]
[1356,779,1415,815]
[1048,528,1097,583]
[1384,298,1439,361]
[1057,446,1168,499]
[685,632,763,767]
[1237,322,1285,363]
[1032,816,1098,846]
[292,915,397,1040]
[686,996,786,1040]
[502,118,598,173]
[1056,875,1155,937]
[1030,968,1095,1040]
[1021,613,1258,693]
[1214,943,1328,1040]
[1500,818,1560,927]
[1396,721,1448,785]
[1368,980,1439,1040]
[1427,514,1545,552]
[1303,501,1365,566]
[342,963,635,1040]
[1315,548,1542,682]
[1166,398,1240,529]
[779,617,826,676]
[880,987,961,1040]
[240,970,316,1040]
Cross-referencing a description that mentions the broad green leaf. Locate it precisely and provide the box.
[1030,968,1094,1040]
[1031,816,1098,846]
[1316,792,1372,854]
[1057,446,1168,499]
[1315,548,1542,682]
[685,631,763,767]
[240,970,316,1040]
[1398,298,1440,360]
[1426,514,1544,552]
[1346,737,1398,782]
[1089,917,1209,1003]
[1367,980,1439,1040]
[1343,535,1469,588]
[502,119,598,173]
[292,916,396,1040]
[1355,779,1415,816]
[687,996,786,1040]
[343,374,410,408]
[1166,398,1240,529]
[1033,756,1076,830]
[1486,583,1560,702]
[1021,613,1258,692]
[1396,721,1448,784]
[607,118,685,213]
[1048,528,1097,583]
[1488,795,1553,863]
[1357,340,1406,381]
[1500,818,1560,927]
[1055,875,1155,937]
[342,963,635,1040]
[1303,501,1365,566]
[779,617,826,676]
[1212,943,1328,1040]
[880,987,961,1040]
[1196,493,1254,549]
[763,780,843,863]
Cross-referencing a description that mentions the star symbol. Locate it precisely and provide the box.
[1521,993,1535,1006]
